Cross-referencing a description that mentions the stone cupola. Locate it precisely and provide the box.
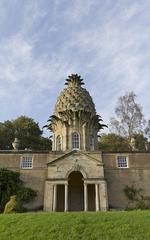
[47,74,106,151]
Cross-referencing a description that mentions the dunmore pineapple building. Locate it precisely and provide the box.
[0,74,150,211]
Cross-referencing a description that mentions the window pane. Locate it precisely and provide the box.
[72,132,79,149]
[89,134,94,150]
[117,156,128,168]
[56,135,61,151]
[21,156,33,169]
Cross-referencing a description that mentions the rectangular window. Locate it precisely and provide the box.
[117,156,128,168]
[21,156,33,169]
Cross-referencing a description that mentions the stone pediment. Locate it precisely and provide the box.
[47,150,103,166]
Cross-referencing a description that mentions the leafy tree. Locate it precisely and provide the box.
[99,133,130,152]
[99,133,149,152]
[0,116,52,150]
[131,134,149,151]
[110,91,145,140]
[0,121,14,150]
[0,168,37,212]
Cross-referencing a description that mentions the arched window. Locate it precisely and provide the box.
[56,135,61,151]
[72,132,80,149]
[89,129,94,150]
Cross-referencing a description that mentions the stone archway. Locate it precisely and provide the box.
[68,171,84,211]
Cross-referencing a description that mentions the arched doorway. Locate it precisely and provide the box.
[68,171,84,211]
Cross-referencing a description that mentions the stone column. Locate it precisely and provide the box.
[64,184,68,212]
[63,124,67,151]
[82,124,86,150]
[52,134,55,151]
[84,183,88,211]
[99,181,108,211]
[44,181,53,211]
[95,184,100,211]
[53,184,57,211]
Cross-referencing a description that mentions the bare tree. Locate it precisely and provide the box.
[145,120,150,139]
[110,91,145,140]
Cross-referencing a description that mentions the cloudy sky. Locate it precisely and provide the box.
[0,0,150,136]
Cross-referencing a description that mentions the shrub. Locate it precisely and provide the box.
[0,168,37,213]
[123,185,150,210]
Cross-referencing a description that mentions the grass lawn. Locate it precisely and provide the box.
[0,211,150,240]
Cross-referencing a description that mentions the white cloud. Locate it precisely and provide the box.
[122,3,141,20]
[54,0,96,22]
[0,35,32,82]
[48,25,58,32]
[0,0,150,132]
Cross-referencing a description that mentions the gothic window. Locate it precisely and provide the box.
[72,132,80,149]
[56,135,62,151]
[89,129,94,150]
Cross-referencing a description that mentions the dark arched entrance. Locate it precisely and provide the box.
[68,171,84,211]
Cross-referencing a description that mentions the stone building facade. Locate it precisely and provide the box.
[0,74,150,211]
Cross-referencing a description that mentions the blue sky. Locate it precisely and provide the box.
[0,0,150,136]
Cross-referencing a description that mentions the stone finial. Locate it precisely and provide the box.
[12,138,20,150]
[130,136,138,151]
[65,74,84,86]
[145,142,149,151]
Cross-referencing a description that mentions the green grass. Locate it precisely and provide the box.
[0,211,150,240]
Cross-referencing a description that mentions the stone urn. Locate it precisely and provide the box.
[145,142,149,151]
[12,138,20,150]
[130,136,137,151]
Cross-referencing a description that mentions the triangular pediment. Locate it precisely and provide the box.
[47,150,102,165]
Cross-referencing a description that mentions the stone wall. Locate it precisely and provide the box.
[1,150,150,211]
[103,152,150,209]
[0,150,81,210]
[0,151,56,210]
